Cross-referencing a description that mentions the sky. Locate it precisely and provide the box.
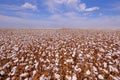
[0,0,120,28]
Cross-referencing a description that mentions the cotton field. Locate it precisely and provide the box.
[0,28,120,80]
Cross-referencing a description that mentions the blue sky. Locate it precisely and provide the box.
[0,0,120,28]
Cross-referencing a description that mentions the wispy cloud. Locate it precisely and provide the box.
[21,2,37,11]
[0,14,120,28]
[0,15,52,27]
[78,3,99,12]
[0,0,119,28]
[0,2,37,11]
[85,7,99,12]
[45,0,99,13]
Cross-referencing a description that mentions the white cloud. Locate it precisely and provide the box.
[46,0,79,13]
[78,3,99,12]
[85,7,99,11]
[78,3,86,11]
[0,3,37,11]
[21,2,37,10]
[54,0,78,4]
[54,0,65,4]
[67,0,78,4]
[45,0,99,13]
[45,0,57,13]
